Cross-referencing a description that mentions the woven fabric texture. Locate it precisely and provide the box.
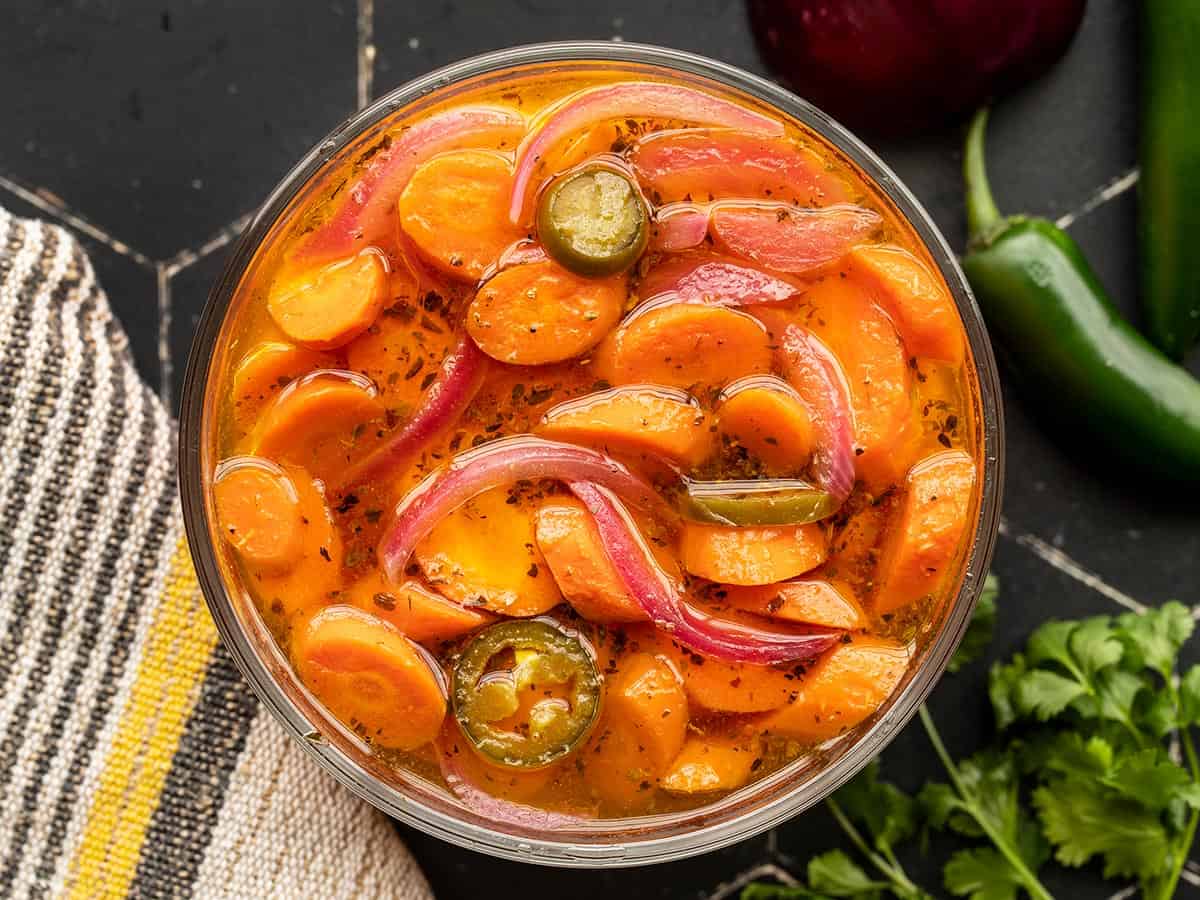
[0,208,434,900]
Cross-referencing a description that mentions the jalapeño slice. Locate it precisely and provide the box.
[452,619,601,769]
[683,479,836,526]
[537,166,649,276]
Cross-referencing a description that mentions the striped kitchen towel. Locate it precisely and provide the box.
[0,207,434,899]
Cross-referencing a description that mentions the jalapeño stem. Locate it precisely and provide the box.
[964,108,1003,243]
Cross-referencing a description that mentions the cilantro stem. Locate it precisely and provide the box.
[825,796,921,897]
[1156,681,1200,900]
[918,706,1056,900]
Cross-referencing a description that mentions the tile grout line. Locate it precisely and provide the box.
[1055,166,1140,231]
[705,862,798,900]
[161,212,254,278]
[156,263,173,406]
[998,517,1146,613]
[0,172,154,269]
[1103,888,1138,900]
[356,0,376,110]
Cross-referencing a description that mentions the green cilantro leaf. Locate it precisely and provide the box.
[1178,664,1200,726]
[741,884,834,900]
[942,847,1025,900]
[834,761,917,853]
[988,654,1026,731]
[1033,779,1170,880]
[1013,670,1086,721]
[1115,601,1193,678]
[948,574,998,674]
[807,850,887,898]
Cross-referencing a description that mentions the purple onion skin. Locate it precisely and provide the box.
[748,0,1087,137]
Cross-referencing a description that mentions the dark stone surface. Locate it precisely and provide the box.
[1,1,1195,898]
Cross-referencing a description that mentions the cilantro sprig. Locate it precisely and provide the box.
[741,579,1200,900]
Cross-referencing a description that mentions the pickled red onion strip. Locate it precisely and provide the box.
[569,482,838,665]
[648,205,709,253]
[639,253,801,306]
[378,436,667,583]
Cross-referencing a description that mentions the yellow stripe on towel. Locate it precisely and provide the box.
[65,538,218,898]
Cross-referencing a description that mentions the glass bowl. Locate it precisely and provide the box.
[178,41,1004,867]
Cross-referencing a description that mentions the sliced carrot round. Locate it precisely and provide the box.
[533,497,648,624]
[294,605,447,750]
[801,274,917,491]
[875,450,977,614]
[467,259,625,365]
[252,370,385,473]
[346,572,494,644]
[654,633,797,713]
[724,578,865,631]
[605,652,689,771]
[717,376,814,474]
[758,637,911,742]
[230,342,333,429]
[213,457,304,573]
[267,251,389,350]
[680,522,827,586]
[659,735,758,795]
[415,485,561,616]
[398,149,525,281]
[849,245,965,364]
[538,385,712,467]
[592,304,772,391]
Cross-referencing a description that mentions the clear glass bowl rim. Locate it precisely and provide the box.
[178,40,1005,868]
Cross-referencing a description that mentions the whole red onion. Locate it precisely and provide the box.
[748,0,1087,136]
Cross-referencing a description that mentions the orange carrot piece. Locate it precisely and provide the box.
[717,378,813,473]
[680,522,827,586]
[398,149,525,280]
[538,386,712,467]
[293,605,446,750]
[213,459,304,573]
[849,245,965,364]
[343,290,456,405]
[606,653,689,770]
[247,464,343,627]
[230,342,333,429]
[441,726,560,803]
[467,259,625,365]
[875,450,977,614]
[724,578,865,630]
[251,371,385,473]
[801,274,917,491]
[346,572,494,643]
[758,638,911,742]
[415,485,561,616]
[657,635,797,713]
[267,251,389,350]
[592,304,773,391]
[659,735,759,794]
[581,716,659,813]
[533,497,648,624]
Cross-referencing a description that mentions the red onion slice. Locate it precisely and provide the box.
[509,82,784,224]
[648,204,710,253]
[436,737,589,831]
[378,436,668,583]
[709,203,881,274]
[569,482,838,665]
[337,334,487,491]
[640,253,802,306]
[779,325,856,502]
[300,106,526,263]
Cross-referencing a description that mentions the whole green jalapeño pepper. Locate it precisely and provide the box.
[961,110,1200,486]
[452,620,601,769]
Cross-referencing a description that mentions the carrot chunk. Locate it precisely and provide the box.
[581,717,658,813]
[593,304,773,392]
[680,522,827,586]
[346,572,494,643]
[293,605,446,750]
[467,259,625,365]
[267,251,389,350]
[656,635,796,713]
[230,342,333,429]
[251,371,385,476]
[800,274,917,491]
[849,245,965,364]
[213,459,304,573]
[415,485,561,616]
[659,735,759,795]
[538,386,712,467]
[606,653,689,770]
[398,149,525,280]
[441,728,560,803]
[533,497,648,624]
[758,638,911,742]
[875,450,977,614]
[631,130,851,206]
[717,377,813,473]
[723,578,865,630]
